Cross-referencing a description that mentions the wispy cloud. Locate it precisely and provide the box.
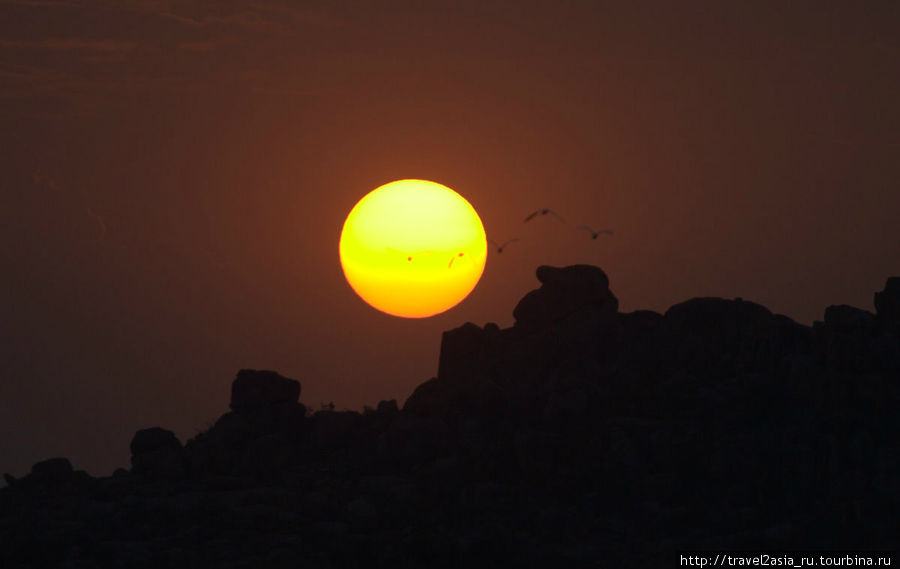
[0,63,81,98]
[0,0,348,118]
[177,41,219,52]
[249,2,344,29]
[156,10,203,26]
[1,38,138,52]
[136,1,344,33]
[0,0,83,7]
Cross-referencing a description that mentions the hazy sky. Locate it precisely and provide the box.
[2,0,898,477]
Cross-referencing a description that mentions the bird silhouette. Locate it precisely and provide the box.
[524,208,564,223]
[488,238,520,254]
[577,225,614,239]
[448,252,466,268]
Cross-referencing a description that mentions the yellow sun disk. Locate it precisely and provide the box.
[339,179,487,318]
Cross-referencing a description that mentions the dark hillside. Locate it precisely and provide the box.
[2,267,898,568]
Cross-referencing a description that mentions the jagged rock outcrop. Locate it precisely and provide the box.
[816,304,900,373]
[230,368,301,412]
[184,370,308,480]
[2,266,898,568]
[875,277,900,326]
[27,457,77,485]
[412,265,621,423]
[665,297,812,377]
[0,457,93,497]
[512,264,618,329]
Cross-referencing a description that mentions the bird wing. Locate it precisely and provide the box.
[576,225,593,233]
[523,210,539,222]
[502,238,520,247]
[489,239,500,249]
[547,209,565,222]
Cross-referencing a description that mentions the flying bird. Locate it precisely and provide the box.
[577,225,614,239]
[488,238,520,254]
[448,252,466,268]
[524,208,564,223]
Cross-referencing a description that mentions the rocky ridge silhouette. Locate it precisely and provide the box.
[2,267,898,568]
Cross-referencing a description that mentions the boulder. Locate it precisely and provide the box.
[874,277,900,326]
[824,304,876,332]
[513,265,618,330]
[666,297,774,336]
[230,369,301,413]
[207,411,257,446]
[614,310,673,378]
[665,297,809,376]
[403,377,444,415]
[130,427,181,456]
[817,305,890,373]
[413,266,626,422]
[29,457,75,485]
[437,322,492,383]
[376,399,399,414]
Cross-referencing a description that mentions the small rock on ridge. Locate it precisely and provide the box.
[875,277,900,326]
[513,265,618,329]
[231,369,301,412]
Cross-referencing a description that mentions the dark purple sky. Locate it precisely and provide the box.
[2,0,898,477]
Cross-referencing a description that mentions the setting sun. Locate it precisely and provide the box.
[339,179,487,318]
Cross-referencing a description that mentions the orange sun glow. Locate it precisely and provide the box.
[339,179,487,318]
